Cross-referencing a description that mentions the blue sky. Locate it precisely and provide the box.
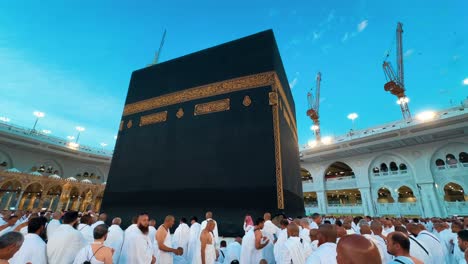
[0,0,467,150]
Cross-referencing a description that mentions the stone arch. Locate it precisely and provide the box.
[443,182,466,202]
[301,167,313,182]
[21,182,43,210]
[323,161,355,181]
[430,142,468,169]
[377,187,395,203]
[396,185,417,203]
[0,148,14,170]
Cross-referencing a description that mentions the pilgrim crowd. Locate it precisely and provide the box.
[0,209,467,264]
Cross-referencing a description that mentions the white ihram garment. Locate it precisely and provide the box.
[9,233,47,264]
[104,224,124,264]
[47,224,87,264]
[118,229,153,264]
[156,226,174,264]
[193,232,216,264]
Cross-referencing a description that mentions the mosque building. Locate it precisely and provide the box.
[0,121,110,212]
[300,105,468,217]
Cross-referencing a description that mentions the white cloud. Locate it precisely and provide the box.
[357,20,368,32]
[404,49,414,57]
[341,32,349,42]
[289,77,298,89]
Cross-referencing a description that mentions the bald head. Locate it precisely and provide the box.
[98,213,107,221]
[318,224,337,245]
[360,225,371,235]
[112,217,121,225]
[336,226,347,238]
[406,223,421,236]
[287,223,300,237]
[337,234,382,264]
[205,211,213,219]
[264,213,271,221]
[310,229,319,241]
[164,215,175,228]
[300,218,310,229]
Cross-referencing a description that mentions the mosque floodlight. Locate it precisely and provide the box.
[310,125,319,131]
[396,97,410,105]
[321,136,333,145]
[67,136,75,140]
[42,130,52,134]
[307,140,317,148]
[416,111,436,122]
[100,143,108,147]
[0,117,10,122]
[463,78,468,85]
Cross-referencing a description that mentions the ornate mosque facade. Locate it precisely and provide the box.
[300,106,468,217]
[0,122,110,212]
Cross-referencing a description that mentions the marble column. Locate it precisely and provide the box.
[14,191,25,209]
[316,191,327,214]
[3,192,14,210]
[48,196,56,211]
[18,194,28,210]
[419,183,443,217]
[27,196,38,210]
[359,187,375,216]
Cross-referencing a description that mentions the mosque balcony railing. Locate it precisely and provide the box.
[0,122,113,157]
[325,178,357,190]
[305,205,320,215]
[301,106,468,151]
[376,202,420,216]
[326,204,364,215]
[444,201,468,216]
[372,170,409,177]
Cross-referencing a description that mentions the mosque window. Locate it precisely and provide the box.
[83,172,89,177]
[0,161,7,167]
[53,170,59,175]
[446,154,458,165]
[399,163,407,171]
[90,173,96,178]
[46,166,54,173]
[38,165,45,172]
[76,173,82,177]
[459,152,467,164]
[389,162,398,171]
[380,163,388,172]
[435,159,445,166]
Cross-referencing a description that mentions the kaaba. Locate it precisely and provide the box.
[102,29,304,236]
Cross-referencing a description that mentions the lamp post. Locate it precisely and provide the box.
[32,111,45,131]
[347,113,358,131]
[75,126,85,143]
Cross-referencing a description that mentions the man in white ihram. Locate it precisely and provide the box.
[188,217,202,262]
[104,217,124,264]
[9,217,48,264]
[279,223,307,264]
[200,212,219,243]
[262,212,279,263]
[155,215,183,264]
[173,217,191,261]
[46,212,62,239]
[119,213,155,264]
[47,211,87,264]
[306,224,338,264]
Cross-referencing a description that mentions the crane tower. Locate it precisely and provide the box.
[307,72,322,142]
[383,22,411,121]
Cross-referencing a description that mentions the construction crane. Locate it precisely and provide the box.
[307,72,322,142]
[148,29,167,66]
[383,22,411,121]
